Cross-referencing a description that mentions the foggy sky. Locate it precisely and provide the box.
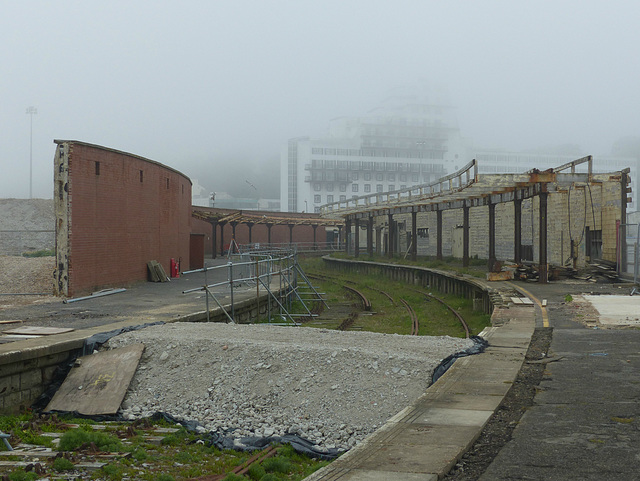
[2,0,639,199]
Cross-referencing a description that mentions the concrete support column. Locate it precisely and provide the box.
[514,198,522,264]
[247,223,253,245]
[376,226,382,255]
[338,225,343,250]
[288,224,294,246]
[539,189,548,283]
[620,171,629,274]
[436,210,443,260]
[230,222,237,253]
[312,225,318,250]
[345,219,351,254]
[488,201,496,271]
[411,211,418,262]
[219,221,226,256]
[354,218,360,258]
[266,223,273,246]
[388,213,394,258]
[210,220,218,259]
[463,203,470,268]
[367,216,374,257]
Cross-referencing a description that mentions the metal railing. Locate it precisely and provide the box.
[320,159,478,216]
[182,249,326,324]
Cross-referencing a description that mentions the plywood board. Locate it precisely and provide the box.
[45,343,144,415]
[3,326,74,336]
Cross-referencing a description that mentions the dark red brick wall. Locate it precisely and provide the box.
[67,143,191,295]
[191,217,214,256]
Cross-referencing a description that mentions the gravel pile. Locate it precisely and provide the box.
[107,323,473,451]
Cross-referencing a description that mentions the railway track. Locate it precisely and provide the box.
[307,271,469,338]
[307,273,372,312]
[399,298,420,335]
[190,445,278,481]
[410,288,470,338]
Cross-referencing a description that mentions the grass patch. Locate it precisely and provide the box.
[58,428,124,452]
[0,414,326,481]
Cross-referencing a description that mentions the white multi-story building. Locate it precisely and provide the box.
[281,85,466,213]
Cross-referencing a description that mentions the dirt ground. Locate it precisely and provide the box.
[0,255,56,307]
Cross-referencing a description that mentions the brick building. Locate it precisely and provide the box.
[53,140,192,297]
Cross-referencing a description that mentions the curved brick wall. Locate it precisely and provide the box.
[54,140,192,297]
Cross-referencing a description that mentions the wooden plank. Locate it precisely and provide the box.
[3,326,74,336]
[511,297,524,304]
[0,320,23,325]
[45,343,145,416]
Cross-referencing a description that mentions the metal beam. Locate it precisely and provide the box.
[436,210,443,260]
[462,203,469,268]
[539,188,548,283]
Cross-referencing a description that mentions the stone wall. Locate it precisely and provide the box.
[367,173,624,266]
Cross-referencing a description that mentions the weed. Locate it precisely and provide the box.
[132,447,148,461]
[263,456,292,473]
[58,428,123,452]
[156,475,176,481]
[7,470,39,481]
[221,474,246,481]
[260,475,281,481]
[53,456,75,472]
[247,463,266,479]
[564,294,573,302]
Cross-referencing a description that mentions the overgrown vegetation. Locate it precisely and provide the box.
[298,256,491,337]
[0,414,328,480]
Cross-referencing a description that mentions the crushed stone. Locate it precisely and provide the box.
[107,322,473,451]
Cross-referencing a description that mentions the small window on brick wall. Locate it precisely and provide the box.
[140,170,144,182]
[166,178,170,189]
[95,161,100,175]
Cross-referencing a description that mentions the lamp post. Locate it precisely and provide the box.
[26,106,37,199]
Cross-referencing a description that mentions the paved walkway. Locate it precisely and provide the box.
[478,281,640,481]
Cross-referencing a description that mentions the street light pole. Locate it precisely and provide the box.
[26,106,37,199]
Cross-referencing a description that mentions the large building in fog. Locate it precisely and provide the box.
[281,85,639,214]
[281,85,466,213]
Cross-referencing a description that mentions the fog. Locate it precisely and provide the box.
[2,1,639,199]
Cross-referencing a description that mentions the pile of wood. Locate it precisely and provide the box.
[513,259,621,283]
[147,261,169,282]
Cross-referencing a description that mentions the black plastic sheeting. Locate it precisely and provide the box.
[39,410,343,460]
[431,335,489,384]
[31,321,164,412]
[153,412,343,460]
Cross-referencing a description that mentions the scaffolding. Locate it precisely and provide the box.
[182,248,327,324]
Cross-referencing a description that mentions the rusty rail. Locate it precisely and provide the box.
[399,299,419,335]
[190,445,278,481]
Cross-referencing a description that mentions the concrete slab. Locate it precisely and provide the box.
[338,469,437,481]
[356,443,460,474]
[583,295,640,326]
[416,392,506,411]
[406,407,493,427]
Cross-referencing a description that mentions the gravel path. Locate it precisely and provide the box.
[107,323,473,451]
